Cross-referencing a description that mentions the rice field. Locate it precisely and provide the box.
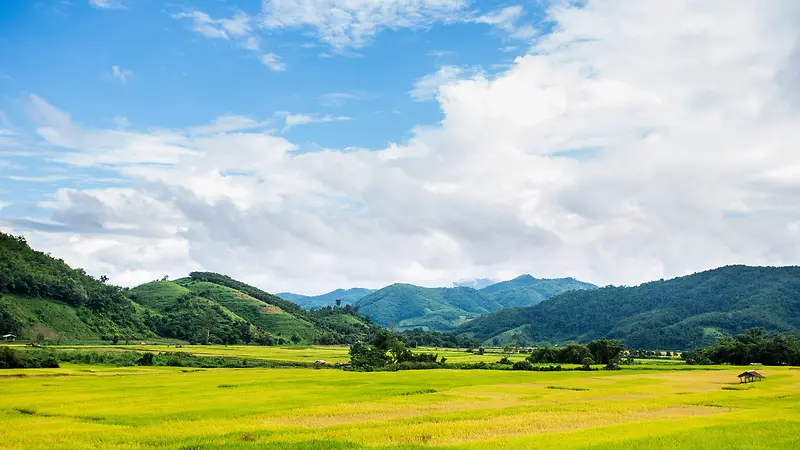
[16,344,529,364]
[2,359,800,449]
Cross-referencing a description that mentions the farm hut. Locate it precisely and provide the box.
[2,334,16,342]
[738,370,765,383]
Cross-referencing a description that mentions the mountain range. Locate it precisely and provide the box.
[3,230,800,350]
[458,265,800,349]
[277,288,375,310]
[278,275,597,331]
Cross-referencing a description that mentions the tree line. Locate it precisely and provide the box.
[682,328,800,365]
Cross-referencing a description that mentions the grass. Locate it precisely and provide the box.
[2,356,800,449]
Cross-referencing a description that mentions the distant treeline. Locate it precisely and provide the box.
[0,346,318,370]
[682,329,800,366]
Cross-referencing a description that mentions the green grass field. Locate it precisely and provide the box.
[2,355,800,449]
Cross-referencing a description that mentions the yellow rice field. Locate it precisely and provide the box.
[2,361,799,449]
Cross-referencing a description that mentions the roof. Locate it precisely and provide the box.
[1,334,16,338]
[738,370,765,378]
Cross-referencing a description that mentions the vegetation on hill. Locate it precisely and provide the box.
[683,328,800,366]
[354,276,595,332]
[479,275,597,308]
[129,277,379,345]
[278,288,375,310]
[459,265,800,349]
[355,284,501,331]
[0,233,153,340]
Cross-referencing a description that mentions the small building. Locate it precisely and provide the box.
[315,360,326,364]
[1,334,16,342]
[738,370,765,383]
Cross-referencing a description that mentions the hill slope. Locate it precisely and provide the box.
[278,288,375,310]
[479,275,597,308]
[0,233,154,340]
[354,276,596,332]
[129,274,378,345]
[459,265,800,349]
[355,284,501,331]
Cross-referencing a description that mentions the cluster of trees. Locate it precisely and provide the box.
[682,329,800,366]
[349,330,445,371]
[0,346,59,369]
[527,339,625,367]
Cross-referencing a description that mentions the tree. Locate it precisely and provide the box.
[349,342,391,370]
[290,334,302,344]
[100,275,109,283]
[335,299,342,307]
[580,357,594,370]
[587,338,625,365]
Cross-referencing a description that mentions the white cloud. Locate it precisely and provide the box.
[0,201,8,210]
[319,92,363,107]
[471,5,536,40]
[107,65,133,85]
[259,53,287,71]
[8,0,800,295]
[172,10,252,40]
[89,0,126,9]
[409,66,473,101]
[262,0,469,50]
[281,113,351,130]
[173,10,287,72]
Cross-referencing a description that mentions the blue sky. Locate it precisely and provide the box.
[0,0,544,221]
[1,0,798,294]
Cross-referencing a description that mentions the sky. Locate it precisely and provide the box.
[0,0,799,295]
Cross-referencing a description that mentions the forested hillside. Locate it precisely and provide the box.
[479,275,597,308]
[0,233,153,340]
[355,276,595,331]
[0,233,379,344]
[278,288,375,310]
[459,265,800,349]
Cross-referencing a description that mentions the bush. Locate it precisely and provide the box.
[512,360,533,371]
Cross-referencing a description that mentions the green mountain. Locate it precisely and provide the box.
[129,272,378,345]
[278,288,375,310]
[355,284,499,331]
[459,265,800,350]
[354,276,595,332]
[0,232,377,345]
[0,233,154,341]
[480,275,597,308]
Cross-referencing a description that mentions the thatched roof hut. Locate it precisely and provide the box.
[737,370,765,383]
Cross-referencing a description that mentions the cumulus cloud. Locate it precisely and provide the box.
[7,0,800,294]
